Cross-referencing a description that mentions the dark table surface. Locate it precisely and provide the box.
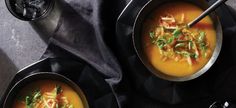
[0,0,235,101]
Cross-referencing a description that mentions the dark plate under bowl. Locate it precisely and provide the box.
[3,72,89,108]
[133,0,223,82]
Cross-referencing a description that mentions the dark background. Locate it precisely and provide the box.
[0,0,235,104]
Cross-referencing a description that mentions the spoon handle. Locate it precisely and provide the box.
[188,0,228,27]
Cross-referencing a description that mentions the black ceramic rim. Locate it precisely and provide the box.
[132,0,223,82]
[5,0,55,21]
[3,72,89,108]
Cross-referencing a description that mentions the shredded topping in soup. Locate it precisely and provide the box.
[149,14,210,65]
[22,85,74,108]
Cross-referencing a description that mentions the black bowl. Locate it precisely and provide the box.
[133,0,223,81]
[5,0,55,21]
[3,72,89,108]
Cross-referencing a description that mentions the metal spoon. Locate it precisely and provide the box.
[188,0,228,27]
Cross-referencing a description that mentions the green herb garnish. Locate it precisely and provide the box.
[156,38,167,49]
[56,85,62,94]
[198,31,205,43]
[25,89,41,108]
[172,28,181,38]
[147,14,211,65]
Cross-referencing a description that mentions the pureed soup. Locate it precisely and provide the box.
[142,2,216,77]
[12,80,84,108]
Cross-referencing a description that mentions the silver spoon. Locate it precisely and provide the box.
[188,0,228,27]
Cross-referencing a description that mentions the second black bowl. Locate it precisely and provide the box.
[3,72,89,108]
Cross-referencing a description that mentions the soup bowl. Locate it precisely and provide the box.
[133,0,222,81]
[3,72,89,108]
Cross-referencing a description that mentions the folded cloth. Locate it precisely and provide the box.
[8,0,235,108]
[41,0,130,107]
[42,44,122,108]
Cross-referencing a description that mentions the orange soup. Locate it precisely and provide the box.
[142,2,216,77]
[13,80,84,108]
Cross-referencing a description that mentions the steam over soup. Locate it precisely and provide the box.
[13,80,84,108]
[142,2,216,77]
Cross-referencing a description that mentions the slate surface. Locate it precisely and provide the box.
[0,0,47,98]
